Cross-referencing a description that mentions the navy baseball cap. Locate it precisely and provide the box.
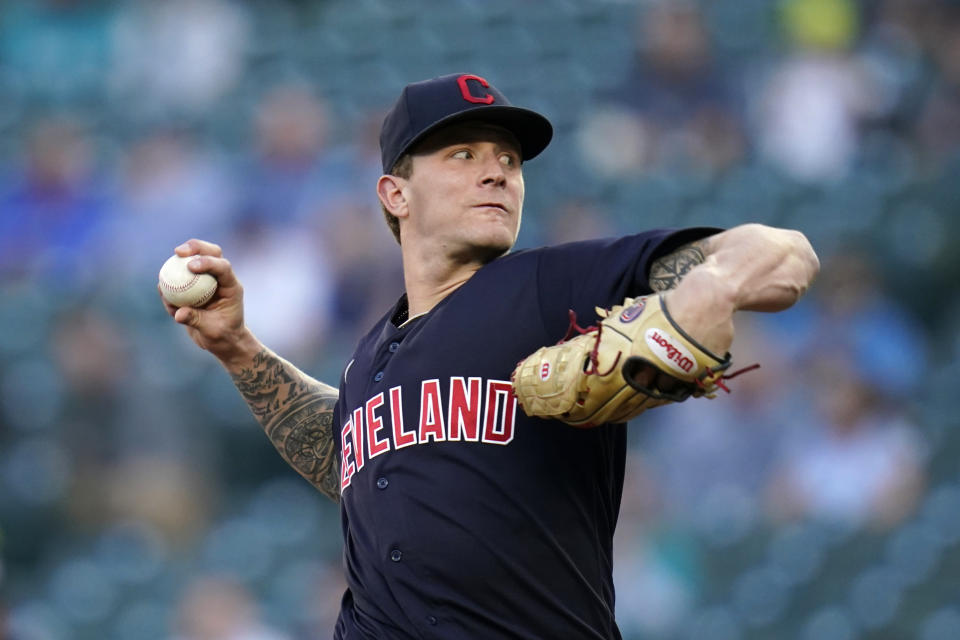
[380,73,553,173]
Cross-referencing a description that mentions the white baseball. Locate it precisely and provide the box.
[158,254,218,308]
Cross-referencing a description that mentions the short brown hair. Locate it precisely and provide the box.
[381,153,413,244]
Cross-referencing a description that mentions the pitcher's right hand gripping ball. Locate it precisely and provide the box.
[511,295,738,428]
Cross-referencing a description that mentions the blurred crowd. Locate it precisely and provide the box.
[0,0,958,638]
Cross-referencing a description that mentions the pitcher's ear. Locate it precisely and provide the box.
[377,174,409,219]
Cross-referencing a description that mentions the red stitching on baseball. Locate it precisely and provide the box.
[159,272,200,293]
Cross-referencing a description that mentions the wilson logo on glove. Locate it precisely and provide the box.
[645,329,695,374]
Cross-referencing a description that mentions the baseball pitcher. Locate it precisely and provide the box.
[162,73,819,639]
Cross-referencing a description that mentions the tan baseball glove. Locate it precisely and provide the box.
[511,295,744,428]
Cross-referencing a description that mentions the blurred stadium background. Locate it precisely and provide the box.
[0,0,958,638]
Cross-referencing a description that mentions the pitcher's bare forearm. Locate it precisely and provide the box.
[230,348,341,503]
[649,225,818,310]
[647,224,819,354]
[701,224,819,312]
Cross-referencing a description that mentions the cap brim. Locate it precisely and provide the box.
[395,105,553,170]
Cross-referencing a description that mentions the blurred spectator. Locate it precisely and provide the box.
[229,85,402,361]
[754,0,881,183]
[757,251,930,534]
[100,125,237,283]
[914,17,960,164]
[109,0,249,118]
[51,305,131,466]
[0,115,110,287]
[234,99,406,350]
[614,531,700,638]
[171,575,289,640]
[321,198,404,347]
[225,217,335,360]
[635,317,799,529]
[47,305,124,532]
[235,83,365,227]
[614,451,700,638]
[100,455,215,548]
[760,251,929,397]
[578,1,746,178]
[765,354,926,530]
[46,305,219,546]
[292,562,348,639]
[852,0,930,138]
[758,245,930,535]
[53,306,130,399]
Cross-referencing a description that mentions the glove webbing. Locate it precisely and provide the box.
[559,309,621,377]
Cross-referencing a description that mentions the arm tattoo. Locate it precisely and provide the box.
[648,238,709,292]
[231,349,341,503]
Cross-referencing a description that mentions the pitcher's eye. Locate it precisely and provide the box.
[451,149,472,159]
[499,153,517,167]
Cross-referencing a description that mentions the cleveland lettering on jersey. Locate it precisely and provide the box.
[340,377,517,491]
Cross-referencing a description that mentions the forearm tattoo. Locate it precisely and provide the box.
[649,239,709,292]
[231,349,341,502]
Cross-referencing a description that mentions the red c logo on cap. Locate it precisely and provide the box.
[457,74,495,104]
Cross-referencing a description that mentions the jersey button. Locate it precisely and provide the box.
[374,371,384,382]
[426,615,438,626]
[388,342,400,353]
[390,549,402,562]
[376,477,389,490]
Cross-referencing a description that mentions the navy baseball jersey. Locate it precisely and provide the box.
[332,228,717,640]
